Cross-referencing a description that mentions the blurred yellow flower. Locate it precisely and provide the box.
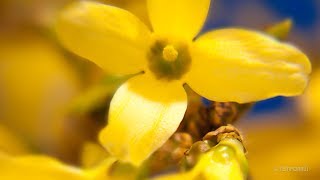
[56,0,311,166]
[0,126,130,180]
[0,32,81,161]
[0,152,85,180]
[244,118,320,179]
[0,121,88,179]
[0,151,117,180]
[302,70,320,124]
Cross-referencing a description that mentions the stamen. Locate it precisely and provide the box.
[162,45,178,62]
[147,39,191,80]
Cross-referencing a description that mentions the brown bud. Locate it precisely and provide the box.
[178,90,252,141]
[146,133,193,174]
[203,124,246,152]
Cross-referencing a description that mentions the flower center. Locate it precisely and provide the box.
[162,45,178,62]
[147,38,191,81]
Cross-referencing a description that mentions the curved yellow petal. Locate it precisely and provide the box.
[186,28,311,103]
[147,0,210,40]
[56,1,151,75]
[0,153,85,180]
[0,152,118,180]
[99,74,187,166]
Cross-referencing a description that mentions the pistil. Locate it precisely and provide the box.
[162,45,179,62]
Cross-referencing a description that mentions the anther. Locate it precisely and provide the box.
[162,45,178,62]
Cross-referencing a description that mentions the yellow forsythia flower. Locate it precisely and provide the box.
[55,0,311,166]
[0,32,81,160]
[0,152,117,180]
[0,152,85,180]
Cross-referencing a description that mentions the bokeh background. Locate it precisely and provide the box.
[0,0,319,179]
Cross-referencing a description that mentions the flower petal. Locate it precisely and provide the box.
[0,153,84,179]
[56,1,151,74]
[186,28,311,103]
[99,74,187,166]
[147,0,210,40]
[0,152,117,179]
[0,125,30,156]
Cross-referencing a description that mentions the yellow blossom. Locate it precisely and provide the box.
[0,152,117,180]
[55,0,311,166]
[0,129,131,180]
[0,32,81,161]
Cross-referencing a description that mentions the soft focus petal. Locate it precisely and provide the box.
[0,153,85,180]
[0,152,117,180]
[0,33,81,161]
[147,0,210,40]
[186,28,311,103]
[56,1,151,74]
[0,125,30,156]
[81,142,110,169]
[302,70,320,126]
[99,74,187,166]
